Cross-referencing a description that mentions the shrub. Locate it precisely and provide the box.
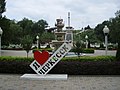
[82,48,94,53]
[50,61,120,75]
[0,56,120,75]
[71,48,94,53]
[33,48,53,53]
[0,56,115,62]
[62,56,115,62]
[0,56,33,62]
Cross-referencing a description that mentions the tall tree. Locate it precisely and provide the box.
[94,21,110,42]
[31,19,48,36]
[73,41,83,57]
[17,18,33,37]
[109,10,120,60]
[9,20,23,44]
[0,17,11,45]
[21,35,33,58]
[0,0,6,18]
[40,32,55,43]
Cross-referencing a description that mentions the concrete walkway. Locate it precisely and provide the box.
[0,74,120,90]
[1,50,116,57]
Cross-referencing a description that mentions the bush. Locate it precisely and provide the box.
[0,56,33,62]
[0,56,34,74]
[0,56,120,75]
[50,61,120,75]
[71,48,94,53]
[33,48,53,53]
[62,56,115,62]
[82,48,94,53]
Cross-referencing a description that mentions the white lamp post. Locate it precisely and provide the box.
[103,25,109,55]
[36,35,39,49]
[85,35,88,49]
[0,27,3,56]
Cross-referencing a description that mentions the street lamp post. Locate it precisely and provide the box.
[103,25,109,55]
[0,27,3,56]
[36,35,39,49]
[85,35,88,49]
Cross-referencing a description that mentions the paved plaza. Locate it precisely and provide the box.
[0,74,120,90]
[0,50,118,90]
[1,50,116,57]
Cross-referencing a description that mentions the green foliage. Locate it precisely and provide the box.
[40,32,55,43]
[81,29,99,43]
[0,16,50,47]
[0,56,117,75]
[73,41,83,57]
[94,21,110,42]
[109,10,120,60]
[9,20,23,44]
[62,56,116,62]
[74,29,100,47]
[33,48,53,53]
[17,18,34,36]
[93,10,120,60]
[0,56,115,62]
[82,48,94,53]
[0,17,11,45]
[71,48,94,53]
[116,42,120,60]
[0,56,118,75]
[0,0,6,17]
[0,56,33,62]
[21,35,33,58]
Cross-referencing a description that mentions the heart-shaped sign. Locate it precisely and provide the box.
[34,50,50,65]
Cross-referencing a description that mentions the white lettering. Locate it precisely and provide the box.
[30,42,72,75]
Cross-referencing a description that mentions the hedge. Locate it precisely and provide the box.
[71,48,94,53]
[33,48,53,53]
[0,56,120,75]
[0,56,115,62]
[62,56,115,62]
[82,48,94,53]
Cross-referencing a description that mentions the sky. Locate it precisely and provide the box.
[3,0,120,29]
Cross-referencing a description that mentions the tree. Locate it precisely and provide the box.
[0,0,6,18]
[115,10,120,18]
[73,41,83,57]
[84,25,91,30]
[31,19,48,36]
[17,18,34,37]
[80,29,99,44]
[40,32,55,43]
[94,21,110,42]
[21,35,33,58]
[0,16,11,45]
[109,10,120,60]
[9,20,23,44]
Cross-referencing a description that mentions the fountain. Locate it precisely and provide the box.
[52,18,66,50]
[52,13,74,51]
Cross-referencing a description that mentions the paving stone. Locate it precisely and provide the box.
[0,74,120,90]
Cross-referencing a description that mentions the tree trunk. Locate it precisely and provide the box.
[26,50,29,58]
[27,52,28,58]
[116,41,120,60]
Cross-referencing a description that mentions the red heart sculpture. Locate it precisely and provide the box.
[34,50,50,65]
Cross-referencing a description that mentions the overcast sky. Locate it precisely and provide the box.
[3,0,120,29]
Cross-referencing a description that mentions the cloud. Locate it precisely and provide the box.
[3,0,120,29]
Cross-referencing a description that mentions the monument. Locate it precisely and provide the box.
[21,12,74,80]
[51,18,66,51]
[65,12,74,43]
[52,12,74,50]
